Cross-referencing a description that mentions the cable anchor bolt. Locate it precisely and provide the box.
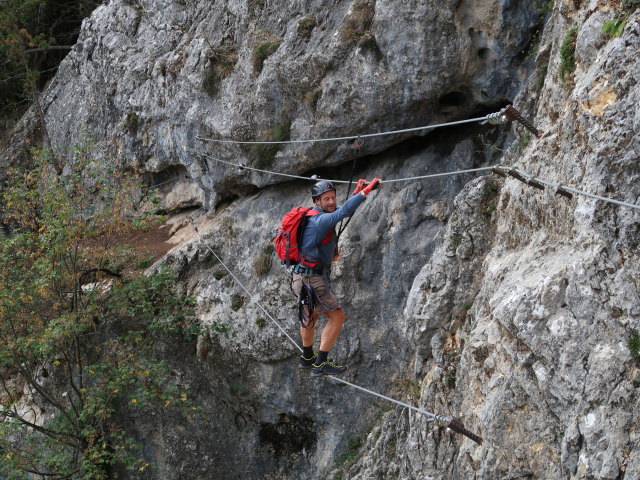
[501,105,541,138]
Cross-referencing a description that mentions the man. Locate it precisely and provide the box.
[293,177,382,376]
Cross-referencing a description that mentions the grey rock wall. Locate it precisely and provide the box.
[6,0,638,479]
[348,2,640,479]
[7,0,540,210]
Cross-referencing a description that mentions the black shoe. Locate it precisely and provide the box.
[299,353,317,369]
[311,361,347,377]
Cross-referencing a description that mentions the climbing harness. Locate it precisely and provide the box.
[187,213,483,445]
[297,282,316,329]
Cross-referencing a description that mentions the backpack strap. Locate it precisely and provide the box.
[299,210,334,269]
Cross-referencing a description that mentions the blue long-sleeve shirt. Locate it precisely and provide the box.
[299,193,366,268]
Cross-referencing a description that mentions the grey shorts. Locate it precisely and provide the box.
[292,273,341,314]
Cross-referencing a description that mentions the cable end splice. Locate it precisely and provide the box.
[436,415,483,445]
[446,417,483,445]
[502,105,541,138]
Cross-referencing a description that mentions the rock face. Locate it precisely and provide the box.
[346,2,640,480]
[5,0,640,479]
[12,0,540,210]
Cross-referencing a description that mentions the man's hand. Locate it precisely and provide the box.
[361,178,382,196]
[353,179,368,194]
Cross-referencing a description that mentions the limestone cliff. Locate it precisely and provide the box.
[4,0,639,479]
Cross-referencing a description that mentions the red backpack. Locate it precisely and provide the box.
[275,207,319,266]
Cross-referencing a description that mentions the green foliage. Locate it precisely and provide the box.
[628,331,640,361]
[445,370,456,388]
[335,434,365,470]
[451,233,463,249]
[304,88,322,108]
[204,252,220,269]
[535,0,554,15]
[480,200,497,220]
[622,0,640,8]
[0,146,208,478]
[602,17,626,37]
[124,111,140,134]
[253,243,275,276]
[203,46,238,96]
[136,253,156,269]
[251,121,291,169]
[536,61,549,94]
[558,27,578,82]
[515,129,532,151]
[297,14,317,39]
[252,31,282,73]
[256,317,267,328]
[601,0,639,39]
[339,1,378,51]
[231,295,245,311]
[213,269,227,280]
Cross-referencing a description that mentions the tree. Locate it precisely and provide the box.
[0,0,100,124]
[0,145,215,478]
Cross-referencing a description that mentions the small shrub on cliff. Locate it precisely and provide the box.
[602,17,626,37]
[251,121,291,169]
[256,317,267,328]
[125,110,140,133]
[558,27,578,82]
[252,31,282,73]
[297,14,316,39]
[304,88,322,108]
[203,46,238,96]
[601,0,639,38]
[254,243,275,276]
[628,331,640,361]
[339,0,379,53]
[231,295,245,311]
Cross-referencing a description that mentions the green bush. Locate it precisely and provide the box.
[602,17,626,37]
[297,14,316,39]
[251,121,291,169]
[622,0,640,9]
[256,317,267,328]
[213,269,227,280]
[304,88,322,108]
[125,111,140,134]
[0,147,206,478]
[536,61,548,94]
[558,27,578,82]
[339,0,378,51]
[628,331,640,361]
[252,33,282,73]
[203,46,238,96]
[231,295,245,311]
[254,243,275,276]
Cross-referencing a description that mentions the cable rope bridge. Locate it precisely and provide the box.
[195,154,640,211]
[196,104,540,145]
[194,104,639,210]
[166,105,638,448]
[188,214,483,444]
